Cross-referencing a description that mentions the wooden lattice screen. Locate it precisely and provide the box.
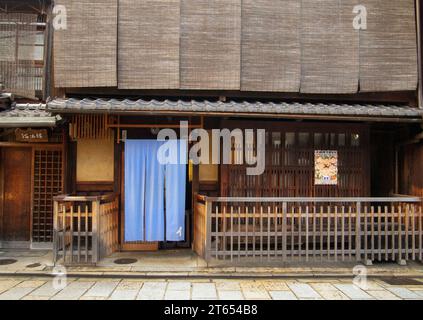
[32,148,63,243]
[69,114,113,140]
[221,121,370,198]
[0,13,43,98]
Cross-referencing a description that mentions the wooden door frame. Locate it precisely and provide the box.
[0,142,64,248]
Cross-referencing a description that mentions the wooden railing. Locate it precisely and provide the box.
[194,195,423,264]
[53,194,119,265]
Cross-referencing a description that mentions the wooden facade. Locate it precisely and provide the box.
[2,1,422,267]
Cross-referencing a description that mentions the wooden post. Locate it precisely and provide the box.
[53,200,59,265]
[356,202,361,262]
[92,200,100,264]
[282,202,287,261]
[205,198,212,264]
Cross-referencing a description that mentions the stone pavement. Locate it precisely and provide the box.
[0,276,422,300]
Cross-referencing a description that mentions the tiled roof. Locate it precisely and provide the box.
[0,103,61,127]
[47,98,423,121]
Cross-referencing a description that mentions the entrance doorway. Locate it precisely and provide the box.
[120,140,189,251]
[0,148,32,246]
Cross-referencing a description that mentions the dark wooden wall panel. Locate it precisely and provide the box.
[118,0,180,89]
[180,0,241,90]
[359,0,418,92]
[54,0,117,88]
[241,0,300,92]
[300,0,359,94]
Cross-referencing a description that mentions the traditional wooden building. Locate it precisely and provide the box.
[1,0,422,266]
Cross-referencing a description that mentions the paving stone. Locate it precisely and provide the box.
[367,290,401,300]
[51,281,94,300]
[109,289,140,300]
[334,284,373,300]
[218,290,244,300]
[0,280,21,294]
[386,287,421,299]
[269,291,298,300]
[164,290,191,300]
[21,295,50,300]
[0,286,35,300]
[167,281,191,291]
[115,280,143,291]
[29,281,63,297]
[83,280,120,298]
[242,289,270,300]
[215,281,241,291]
[412,290,423,297]
[192,283,217,300]
[137,282,167,300]
[16,280,46,289]
[260,281,289,291]
[288,283,322,299]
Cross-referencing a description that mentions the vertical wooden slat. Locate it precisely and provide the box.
[327,206,331,260]
[391,205,395,261]
[252,206,256,259]
[341,206,345,261]
[267,206,271,260]
[85,205,88,263]
[282,202,287,261]
[298,206,302,261]
[230,206,233,262]
[70,205,74,263]
[411,204,416,260]
[53,200,59,264]
[305,206,309,261]
[222,205,226,260]
[245,206,249,258]
[62,204,67,264]
[215,205,219,259]
[384,206,389,261]
[238,206,241,260]
[291,206,295,259]
[334,206,338,261]
[348,206,352,260]
[371,206,375,262]
[313,205,316,260]
[364,206,368,262]
[320,206,323,260]
[405,205,409,261]
[378,206,382,261]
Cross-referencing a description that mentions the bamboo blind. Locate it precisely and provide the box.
[300,0,359,94]
[241,0,300,92]
[180,0,241,90]
[359,0,418,92]
[54,0,118,88]
[118,0,180,89]
[0,13,39,98]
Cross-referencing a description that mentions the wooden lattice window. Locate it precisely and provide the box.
[32,149,63,243]
[220,121,370,198]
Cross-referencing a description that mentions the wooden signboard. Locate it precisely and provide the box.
[15,129,48,143]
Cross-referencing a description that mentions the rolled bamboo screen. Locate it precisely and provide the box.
[118,0,180,89]
[241,0,301,92]
[180,0,241,90]
[54,0,118,88]
[359,0,418,92]
[300,0,359,94]
[50,0,418,94]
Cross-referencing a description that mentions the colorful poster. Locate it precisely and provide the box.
[314,150,338,185]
